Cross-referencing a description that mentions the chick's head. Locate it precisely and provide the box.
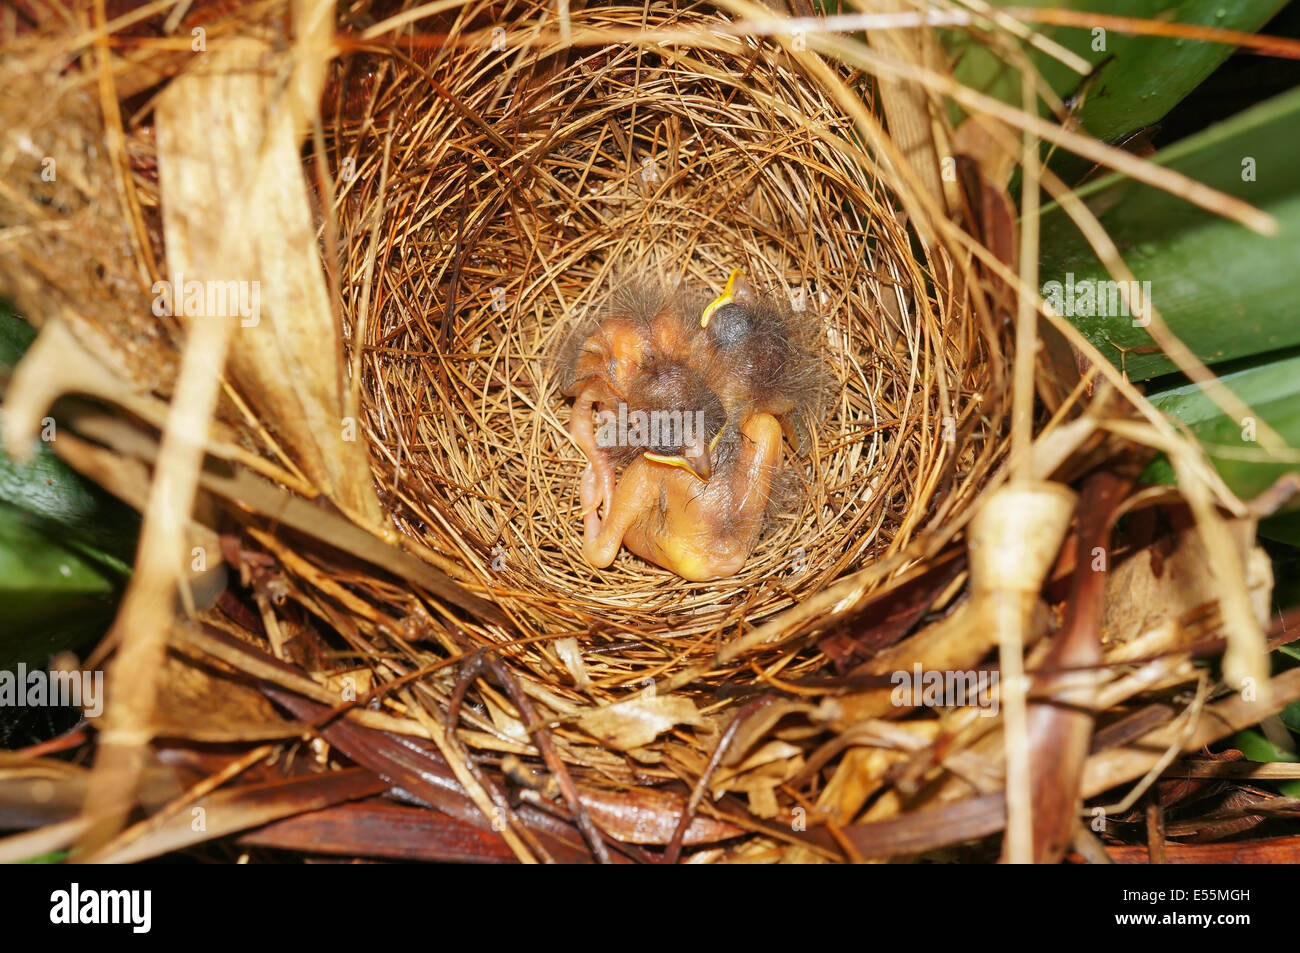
[619,360,728,482]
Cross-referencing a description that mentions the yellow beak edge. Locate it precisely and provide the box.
[644,452,709,482]
[700,268,744,328]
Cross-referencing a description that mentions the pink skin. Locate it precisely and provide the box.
[582,413,784,581]
[566,317,653,518]
[569,385,618,518]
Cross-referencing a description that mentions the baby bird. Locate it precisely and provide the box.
[697,269,831,452]
[581,412,785,581]
[558,280,709,520]
[599,359,729,481]
[558,270,830,580]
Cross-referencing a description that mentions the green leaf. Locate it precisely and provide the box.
[1282,699,1300,734]
[0,303,36,367]
[1230,728,1300,796]
[0,422,139,573]
[17,851,68,864]
[0,500,123,669]
[1143,347,1300,543]
[948,0,1286,144]
[0,306,138,672]
[1039,85,1300,380]
[1144,346,1300,491]
[1234,728,1298,763]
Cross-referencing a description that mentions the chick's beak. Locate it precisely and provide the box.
[643,440,712,483]
[700,268,744,328]
[683,440,712,482]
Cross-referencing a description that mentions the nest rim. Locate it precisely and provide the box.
[329,2,1001,669]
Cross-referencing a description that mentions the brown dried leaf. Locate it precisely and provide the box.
[237,798,519,863]
[575,695,704,751]
[570,784,745,846]
[98,769,391,864]
[864,0,953,215]
[1024,464,1137,863]
[1101,520,1271,646]
[152,654,302,742]
[712,740,803,795]
[155,22,383,531]
[818,746,912,827]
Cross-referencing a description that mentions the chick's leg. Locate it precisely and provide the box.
[569,386,617,517]
[776,412,801,454]
[582,458,660,569]
[728,412,785,530]
[567,319,648,518]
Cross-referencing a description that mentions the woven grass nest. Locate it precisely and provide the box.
[338,1,991,641]
[3,0,1294,865]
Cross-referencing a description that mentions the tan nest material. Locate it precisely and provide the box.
[0,0,1016,864]
[337,1,998,645]
[7,0,1288,866]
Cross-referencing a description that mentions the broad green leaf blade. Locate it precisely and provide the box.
[0,421,138,573]
[1145,347,1300,496]
[1144,347,1300,543]
[0,500,122,672]
[0,306,138,672]
[1230,728,1300,796]
[1039,85,1300,381]
[1232,727,1298,762]
[1068,1,1286,144]
[0,301,36,366]
[1282,699,1300,733]
[948,0,1285,144]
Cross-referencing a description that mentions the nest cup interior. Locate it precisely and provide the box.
[336,4,974,638]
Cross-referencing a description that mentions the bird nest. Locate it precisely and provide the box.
[10,0,1170,865]
[337,0,999,642]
